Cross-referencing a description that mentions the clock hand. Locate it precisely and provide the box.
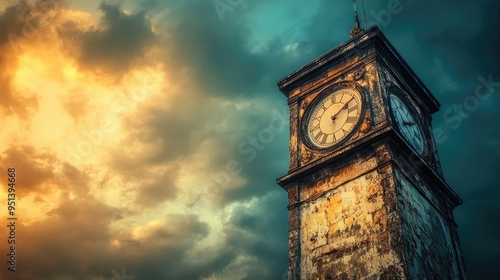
[403,120,416,126]
[331,98,354,121]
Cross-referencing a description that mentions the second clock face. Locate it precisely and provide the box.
[306,87,363,148]
[389,93,425,154]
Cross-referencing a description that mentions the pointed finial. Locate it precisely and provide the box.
[350,0,365,38]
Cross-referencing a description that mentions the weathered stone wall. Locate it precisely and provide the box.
[288,150,408,279]
[394,168,465,279]
[286,145,466,279]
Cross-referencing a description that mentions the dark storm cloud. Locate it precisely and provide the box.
[125,1,307,278]
[0,0,64,47]
[0,146,57,195]
[95,1,298,277]
[108,143,180,208]
[134,167,178,208]
[150,0,295,99]
[282,0,356,70]
[3,200,124,280]
[164,10,264,96]
[109,214,240,280]
[57,2,156,80]
[0,145,218,280]
[223,191,288,279]
[0,144,91,198]
[378,0,500,92]
[197,107,291,276]
[107,89,211,167]
[221,118,289,203]
[0,205,214,280]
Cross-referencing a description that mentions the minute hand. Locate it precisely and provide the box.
[331,98,354,121]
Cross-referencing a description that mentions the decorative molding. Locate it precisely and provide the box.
[359,117,371,134]
[301,99,309,109]
[383,70,393,88]
[353,68,366,81]
[301,150,313,164]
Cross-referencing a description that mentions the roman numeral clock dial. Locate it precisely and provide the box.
[389,93,425,154]
[305,87,363,148]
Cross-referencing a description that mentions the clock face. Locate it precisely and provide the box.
[306,87,363,148]
[389,93,425,154]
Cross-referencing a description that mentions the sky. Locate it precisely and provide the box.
[0,0,498,279]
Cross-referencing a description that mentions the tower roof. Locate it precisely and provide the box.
[277,26,441,114]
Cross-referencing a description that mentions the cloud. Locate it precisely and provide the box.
[61,87,91,121]
[147,0,301,99]
[221,191,288,279]
[7,200,123,280]
[0,146,57,195]
[134,166,179,208]
[0,1,292,279]
[0,200,212,280]
[57,2,157,81]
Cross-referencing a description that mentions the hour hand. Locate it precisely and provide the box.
[403,120,415,126]
[331,108,343,121]
[331,107,345,121]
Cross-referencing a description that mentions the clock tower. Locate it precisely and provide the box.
[276,26,467,279]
